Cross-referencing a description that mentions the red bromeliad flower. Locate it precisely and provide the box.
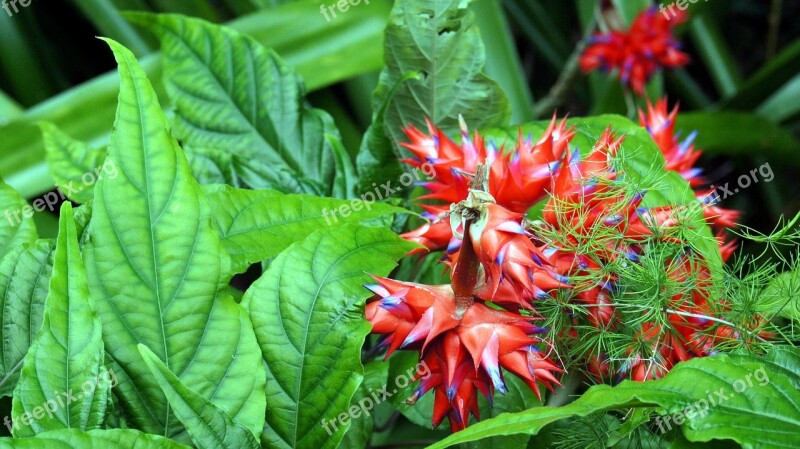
[400,117,572,253]
[364,260,561,430]
[366,113,761,429]
[579,8,689,94]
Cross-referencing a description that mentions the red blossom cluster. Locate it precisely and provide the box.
[579,8,690,94]
[364,102,749,430]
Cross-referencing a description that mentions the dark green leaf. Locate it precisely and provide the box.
[376,0,511,159]
[126,12,341,195]
[242,224,416,449]
[0,240,55,397]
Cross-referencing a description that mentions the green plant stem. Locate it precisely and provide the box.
[766,0,783,60]
[533,17,596,118]
[546,370,583,408]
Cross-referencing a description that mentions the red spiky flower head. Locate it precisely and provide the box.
[400,117,572,253]
[365,276,561,431]
[580,7,689,94]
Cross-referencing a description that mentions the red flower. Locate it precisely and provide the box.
[400,117,571,253]
[639,99,704,187]
[365,278,560,431]
[580,8,689,94]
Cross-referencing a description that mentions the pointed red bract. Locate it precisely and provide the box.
[365,278,560,430]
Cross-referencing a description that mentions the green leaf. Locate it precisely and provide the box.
[0,240,55,397]
[341,360,387,448]
[183,146,241,187]
[242,224,416,449]
[82,40,265,442]
[759,269,800,322]
[721,38,800,109]
[756,73,800,123]
[355,71,419,196]
[126,12,341,195]
[470,0,535,123]
[462,376,541,449]
[426,347,800,449]
[688,15,742,98]
[137,345,260,449]
[11,203,109,436]
[376,0,511,158]
[1,0,392,199]
[0,178,38,259]
[39,123,108,205]
[610,0,651,26]
[0,428,189,448]
[675,112,800,164]
[204,185,410,277]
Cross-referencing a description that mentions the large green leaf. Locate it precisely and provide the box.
[126,12,341,195]
[0,240,55,397]
[0,0,392,198]
[0,179,38,259]
[675,112,800,164]
[137,345,260,449]
[242,224,416,449]
[204,185,408,277]
[39,124,107,205]
[375,0,511,159]
[427,347,800,448]
[11,203,109,436]
[82,40,265,442]
[0,429,189,448]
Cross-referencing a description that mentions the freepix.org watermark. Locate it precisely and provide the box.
[653,366,769,433]
[1,0,34,17]
[321,360,431,436]
[708,162,774,201]
[3,159,118,227]
[659,0,710,20]
[3,367,118,433]
[322,162,435,226]
[319,0,369,22]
